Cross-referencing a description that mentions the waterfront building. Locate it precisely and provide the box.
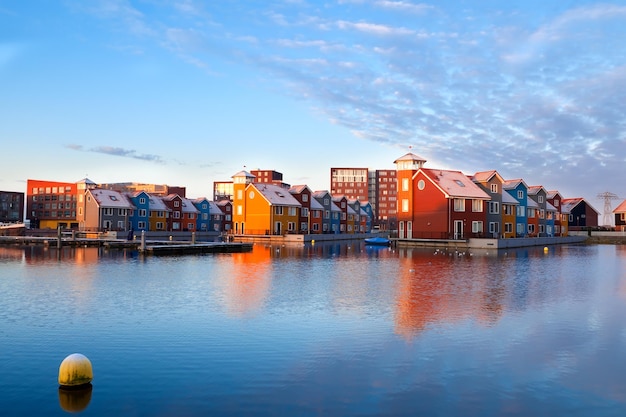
[330,168,368,202]
[561,198,600,229]
[231,171,301,235]
[547,190,567,236]
[312,190,339,234]
[26,179,80,229]
[528,186,550,236]
[213,181,234,202]
[192,197,211,232]
[78,188,133,232]
[395,152,490,240]
[502,192,519,238]
[0,191,24,224]
[472,170,505,238]
[289,185,314,234]
[503,179,529,238]
[332,195,349,233]
[614,200,626,231]
[368,169,397,231]
[148,195,169,231]
[217,200,232,232]
[126,191,151,232]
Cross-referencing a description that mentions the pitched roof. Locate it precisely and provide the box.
[231,170,255,180]
[254,183,302,207]
[310,198,324,210]
[207,201,224,215]
[89,189,133,208]
[527,185,547,195]
[148,195,169,211]
[614,200,626,213]
[393,152,427,163]
[546,190,562,199]
[502,191,519,205]
[502,178,529,190]
[180,197,200,214]
[289,185,310,194]
[560,197,601,215]
[472,170,503,183]
[421,168,491,199]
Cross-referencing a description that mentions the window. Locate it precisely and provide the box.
[517,206,526,217]
[302,208,309,217]
[539,225,545,234]
[505,223,513,233]
[289,207,296,216]
[117,221,124,229]
[402,178,409,191]
[554,199,560,206]
[517,190,524,199]
[528,224,535,234]
[455,180,466,187]
[140,197,146,204]
[488,201,499,214]
[173,211,180,219]
[237,205,242,215]
[491,184,498,193]
[110,195,118,201]
[503,205,513,215]
[539,209,545,219]
[301,222,308,231]
[189,213,195,219]
[472,200,483,212]
[287,222,295,232]
[174,201,180,207]
[187,223,194,230]
[527,208,535,218]
[156,222,164,230]
[472,221,483,233]
[402,199,409,212]
[517,223,524,234]
[103,208,113,216]
[118,209,126,216]
[138,221,146,229]
[302,195,308,202]
[489,222,499,233]
[275,206,284,215]
[454,199,464,212]
[139,209,147,217]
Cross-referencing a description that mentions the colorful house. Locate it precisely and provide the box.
[547,190,567,236]
[217,199,232,233]
[207,201,224,232]
[309,198,324,234]
[180,197,200,232]
[528,186,549,236]
[561,198,599,229]
[126,191,151,232]
[395,153,490,239]
[192,197,211,232]
[79,188,133,232]
[502,192,519,238]
[503,179,529,238]
[312,190,336,233]
[148,195,169,231]
[332,196,349,233]
[614,200,626,231]
[289,185,313,234]
[472,170,505,238]
[231,171,301,235]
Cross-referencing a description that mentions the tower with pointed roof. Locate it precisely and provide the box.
[232,170,255,234]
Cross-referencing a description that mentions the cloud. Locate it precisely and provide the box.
[66,144,164,163]
[72,1,626,200]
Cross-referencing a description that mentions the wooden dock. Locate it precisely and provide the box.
[0,235,253,255]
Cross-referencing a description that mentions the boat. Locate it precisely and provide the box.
[364,236,391,246]
[0,222,26,237]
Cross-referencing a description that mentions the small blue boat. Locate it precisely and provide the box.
[364,236,391,246]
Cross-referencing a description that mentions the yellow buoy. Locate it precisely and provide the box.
[58,353,93,387]
[544,246,549,252]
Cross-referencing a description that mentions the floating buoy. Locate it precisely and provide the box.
[58,353,93,387]
[544,246,549,252]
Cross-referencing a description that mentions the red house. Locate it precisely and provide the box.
[395,153,490,239]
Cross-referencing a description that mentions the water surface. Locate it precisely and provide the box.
[1,243,625,416]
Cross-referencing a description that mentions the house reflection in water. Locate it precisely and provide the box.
[394,248,507,338]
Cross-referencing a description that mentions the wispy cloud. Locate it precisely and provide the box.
[67,144,164,163]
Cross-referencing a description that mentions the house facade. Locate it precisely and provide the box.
[562,198,599,229]
[0,191,24,224]
[78,188,133,232]
[614,200,626,230]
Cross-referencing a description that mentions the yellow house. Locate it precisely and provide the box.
[148,195,169,231]
[502,192,519,238]
[232,171,302,235]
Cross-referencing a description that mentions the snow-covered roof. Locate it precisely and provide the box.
[89,189,133,208]
[421,168,491,199]
[502,191,519,205]
[148,195,169,211]
[180,197,200,214]
[254,183,301,207]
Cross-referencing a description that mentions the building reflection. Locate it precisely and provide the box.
[220,246,273,317]
[394,247,507,338]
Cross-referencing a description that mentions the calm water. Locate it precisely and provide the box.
[1,242,626,416]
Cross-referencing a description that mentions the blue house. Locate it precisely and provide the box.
[127,191,151,232]
[192,197,211,232]
[360,201,374,233]
[503,179,528,237]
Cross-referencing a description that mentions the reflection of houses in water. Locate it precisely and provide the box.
[222,246,273,317]
[394,248,507,338]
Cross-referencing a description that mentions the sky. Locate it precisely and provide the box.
[1,1,625,221]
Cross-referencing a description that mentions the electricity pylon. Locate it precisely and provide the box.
[597,191,620,227]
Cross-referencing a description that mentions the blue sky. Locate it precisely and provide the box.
[1,1,625,218]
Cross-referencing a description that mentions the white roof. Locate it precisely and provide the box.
[148,195,169,211]
[254,183,302,207]
[90,189,133,208]
[421,168,490,199]
[502,191,519,205]
[180,197,200,214]
[310,198,324,210]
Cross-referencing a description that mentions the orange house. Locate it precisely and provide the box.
[232,171,301,235]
